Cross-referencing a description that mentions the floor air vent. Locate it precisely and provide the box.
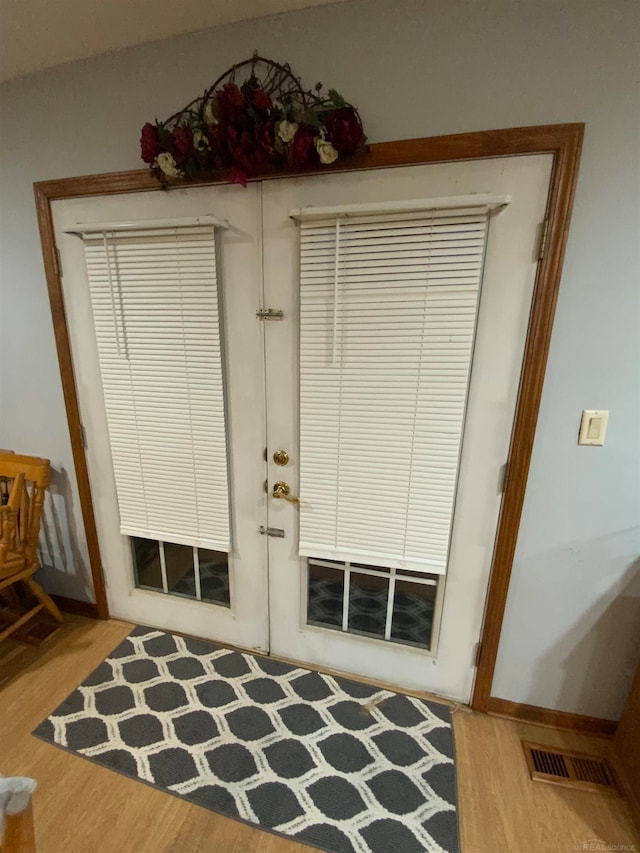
[522,742,618,794]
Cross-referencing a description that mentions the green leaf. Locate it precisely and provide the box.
[327,88,346,107]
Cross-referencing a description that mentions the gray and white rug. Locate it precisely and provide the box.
[34,626,460,853]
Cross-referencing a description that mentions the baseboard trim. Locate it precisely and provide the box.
[612,762,640,835]
[51,595,101,620]
[487,697,618,738]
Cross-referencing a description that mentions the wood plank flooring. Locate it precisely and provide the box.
[1,615,637,853]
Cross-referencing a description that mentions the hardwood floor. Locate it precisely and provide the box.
[0,615,637,853]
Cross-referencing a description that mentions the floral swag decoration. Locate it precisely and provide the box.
[140,53,367,187]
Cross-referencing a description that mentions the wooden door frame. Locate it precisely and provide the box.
[34,123,584,711]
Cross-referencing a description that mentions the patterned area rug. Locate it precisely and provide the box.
[34,626,460,853]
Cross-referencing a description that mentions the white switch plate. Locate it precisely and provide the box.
[578,410,609,446]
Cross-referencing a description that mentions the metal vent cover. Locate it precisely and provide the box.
[522,741,618,794]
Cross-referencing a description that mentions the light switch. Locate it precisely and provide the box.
[578,410,609,446]
[586,417,602,439]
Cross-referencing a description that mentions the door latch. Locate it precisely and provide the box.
[256,308,284,321]
[259,526,285,538]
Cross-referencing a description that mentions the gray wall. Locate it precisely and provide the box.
[1,0,638,718]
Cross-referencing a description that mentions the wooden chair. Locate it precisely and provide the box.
[0,777,37,853]
[0,452,63,643]
[1,801,37,853]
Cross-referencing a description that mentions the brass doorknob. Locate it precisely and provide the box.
[272,481,299,504]
[273,449,289,466]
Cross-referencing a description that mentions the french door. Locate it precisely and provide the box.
[263,157,552,700]
[54,184,270,652]
[53,153,552,701]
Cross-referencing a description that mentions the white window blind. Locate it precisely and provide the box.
[298,203,493,574]
[79,223,230,551]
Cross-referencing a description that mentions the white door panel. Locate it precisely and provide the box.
[262,155,553,700]
[53,185,270,651]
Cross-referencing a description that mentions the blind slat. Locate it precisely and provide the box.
[299,206,489,575]
[82,224,231,550]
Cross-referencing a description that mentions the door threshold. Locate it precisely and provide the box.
[268,648,461,709]
[110,616,461,709]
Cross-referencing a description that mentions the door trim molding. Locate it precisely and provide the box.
[34,122,585,701]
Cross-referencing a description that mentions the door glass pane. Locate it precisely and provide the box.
[308,561,343,629]
[390,578,436,649]
[348,572,388,639]
[165,542,197,597]
[305,558,439,650]
[132,537,162,591]
[198,548,230,606]
[132,537,231,608]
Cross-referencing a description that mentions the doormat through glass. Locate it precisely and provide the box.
[33,626,459,853]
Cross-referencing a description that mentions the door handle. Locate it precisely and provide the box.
[272,481,299,504]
